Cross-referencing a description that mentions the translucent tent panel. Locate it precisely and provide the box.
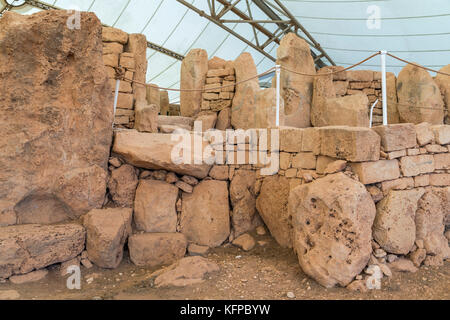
[3,0,450,102]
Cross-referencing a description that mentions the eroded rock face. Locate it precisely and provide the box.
[108,164,138,207]
[256,176,292,248]
[0,11,113,226]
[288,173,376,288]
[0,224,85,279]
[276,33,316,128]
[180,180,230,247]
[83,208,132,269]
[134,179,178,233]
[397,64,444,124]
[180,49,208,117]
[230,170,257,237]
[112,130,211,179]
[435,65,450,124]
[231,53,260,129]
[416,188,450,259]
[373,189,425,255]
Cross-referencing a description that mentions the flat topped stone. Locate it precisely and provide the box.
[112,130,211,179]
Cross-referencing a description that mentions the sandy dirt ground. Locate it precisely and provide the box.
[0,231,449,300]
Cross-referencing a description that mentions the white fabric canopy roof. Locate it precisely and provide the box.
[5,0,450,102]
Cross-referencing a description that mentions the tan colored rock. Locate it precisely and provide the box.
[160,90,170,115]
[9,269,48,284]
[372,123,417,151]
[128,233,187,267]
[254,88,285,128]
[176,181,193,193]
[152,256,219,287]
[318,126,380,162]
[430,124,450,145]
[180,49,208,117]
[230,170,257,237]
[231,53,260,129]
[209,165,229,180]
[409,248,426,267]
[208,56,227,70]
[429,173,450,186]
[388,258,418,273]
[187,243,210,257]
[196,112,217,131]
[399,155,435,177]
[0,11,113,223]
[434,153,450,170]
[102,26,128,44]
[0,223,85,279]
[83,208,132,269]
[434,65,450,124]
[134,102,158,133]
[108,164,138,207]
[126,33,148,103]
[103,42,123,55]
[416,189,449,258]
[291,152,317,169]
[415,122,435,146]
[216,108,231,130]
[0,290,20,300]
[181,180,230,247]
[381,177,414,193]
[351,160,400,184]
[256,176,292,248]
[158,115,194,130]
[314,93,370,127]
[134,180,178,233]
[373,189,425,255]
[289,173,376,288]
[280,127,303,152]
[276,33,315,127]
[232,233,256,251]
[113,130,211,179]
[397,64,444,124]
[386,72,400,123]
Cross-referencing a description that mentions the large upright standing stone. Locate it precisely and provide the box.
[231,53,260,129]
[126,33,148,104]
[289,173,376,288]
[434,64,450,124]
[397,64,444,124]
[276,33,316,128]
[0,11,113,226]
[180,49,208,117]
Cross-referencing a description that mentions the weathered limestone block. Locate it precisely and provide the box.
[386,72,400,124]
[276,33,315,127]
[113,130,211,179]
[254,88,285,128]
[0,224,85,279]
[0,11,113,225]
[180,49,208,117]
[146,84,161,112]
[397,64,444,124]
[373,189,425,255]
[280,127,303,152]
[126,33,148,103]
[256,176,292,248]
[102,26,128,44]
[434,153,450,170]
[180,180,230,247]
[430,125,450,145]
[134,102,158,133]
[434,65,450,124]
[372,123,417,151]
[83,208,132,269]
[134,180,178,233]
[351,160,400,184]
[399,155,435,177]
[157,115,194,130]
[289,173,376,288]
[196,112,217,131]
[216,108,231,130]
[429,173,450,186]
[415,122,435,146]
[318,126,380,162]
[128,233,187,267]
[230,170,257,237]
[416,189,449,259]
[108,164,138,207]
[231,53,260,129]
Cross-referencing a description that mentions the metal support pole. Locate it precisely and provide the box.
[275,64,281,127]
[113,79,120,127]
[380,50,388,126]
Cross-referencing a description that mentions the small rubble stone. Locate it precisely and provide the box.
[346,280,368,293]
[188,243,210,257]
[165,172,178,184]
[256,226,266,236]
[388,258,418,273]
[409,248,427,267]
[176,181,193,193]
[232,234,256,251]
[9,269,48,284]
[181,175,199,186]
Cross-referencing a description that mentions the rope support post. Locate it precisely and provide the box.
[380,50,388,126]
[275,64,281,127]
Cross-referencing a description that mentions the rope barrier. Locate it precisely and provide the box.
[387,53,450,77]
